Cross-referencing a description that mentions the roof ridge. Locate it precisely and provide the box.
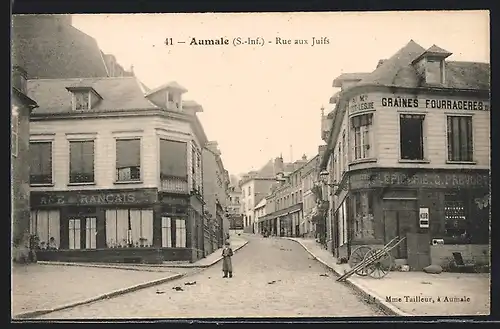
[27,76,137,82]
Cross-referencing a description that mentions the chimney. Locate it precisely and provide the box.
[318,145,327,157]
[12,66,28,94]
[377,59,387,68]
[274,156,284,174]
[302,154,307,161]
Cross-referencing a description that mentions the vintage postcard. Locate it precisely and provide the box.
[11,11,490,320]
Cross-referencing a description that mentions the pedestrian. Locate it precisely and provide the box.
[222,241,233,278]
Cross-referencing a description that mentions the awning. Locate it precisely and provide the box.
[258,203,302,222]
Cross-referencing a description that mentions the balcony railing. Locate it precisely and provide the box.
[160,175,189,194]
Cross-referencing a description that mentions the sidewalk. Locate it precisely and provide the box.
[285,237,490,317]
[12,264,184,319]
[12,235,249,319]
[37,235,248,270]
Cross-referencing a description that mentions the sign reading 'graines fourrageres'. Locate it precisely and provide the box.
[381,97,489,111]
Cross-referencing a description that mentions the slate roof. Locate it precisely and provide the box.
[354,40,490,90]
[332,73,371,87]
[12,15,109,79]
[145,81,188,96]
[27,77,159,114]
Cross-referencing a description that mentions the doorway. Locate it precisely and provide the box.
[383,199,418,259]
[68,216,97,250]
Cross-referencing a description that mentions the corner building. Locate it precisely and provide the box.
[321,40,490,270]
[28,77,208,263]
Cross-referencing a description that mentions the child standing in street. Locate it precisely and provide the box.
[222,241,233,278]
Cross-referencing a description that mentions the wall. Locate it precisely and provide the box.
[344,90,490,171]
[29,115,196,192]
[202,148,218,218]
[430,244,489,268]
[12,95,32,249]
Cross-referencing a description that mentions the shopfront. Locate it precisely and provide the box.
[30,188,206,263]
[336,168,490,270]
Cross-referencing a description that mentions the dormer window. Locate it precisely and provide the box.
[411,44,452,87]
[74,91,90,111]
[425,58,445,85]
[66,86,103,111]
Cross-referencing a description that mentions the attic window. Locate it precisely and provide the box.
[426,58,445,85]
[73,91,91,111]
[67,86,102,111]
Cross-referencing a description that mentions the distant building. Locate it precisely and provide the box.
[28,77,211,263]
[258,155,309,237]
[202,141,230,255]
[320,40,490,270]
[300,151,322,238]
[253,198,266,234]
[12,14,133,79]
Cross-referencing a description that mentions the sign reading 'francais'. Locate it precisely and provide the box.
[31,189,158,207]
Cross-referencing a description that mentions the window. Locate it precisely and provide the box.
[352,192,375,239]
[351,113,373,160]
[69,140,94,183]
[160,139,188,192]
[426,59,444,85]
[116,139,141,182]
[444,194,467,239]
[105,209,129,248]
[162,217,172,247]
[175,219,186,247]
[130,209,154,247]
[167,92,174,103]
[191,146,202,193]
[447,116,473,162]
[299,190,302,202]
[73,91,90,111]
[105,209,153,248]
[342,130,347,171]
[400,114,425,160]
[30,210,60,249]
[85,217,97,249]
[11,107,18,157]
[30,142,53,185]
[248,186,251,195]
[68,218,81,249]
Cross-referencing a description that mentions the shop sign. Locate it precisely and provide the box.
[419,207,429,228]
[31,188,158,207]
[350,170,489,190]
[381,97,489,111]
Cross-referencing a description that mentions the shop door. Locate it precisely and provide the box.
[69,217,97,250]
[383,200,418,259]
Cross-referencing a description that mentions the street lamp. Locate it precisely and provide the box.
[318,170,341,188]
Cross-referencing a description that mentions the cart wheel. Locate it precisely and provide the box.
[364,248,393,279]
[349,246,373,276]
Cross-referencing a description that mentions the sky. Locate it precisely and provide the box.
[72,11,489,177]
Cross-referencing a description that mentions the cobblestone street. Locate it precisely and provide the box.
[38,235,385,319]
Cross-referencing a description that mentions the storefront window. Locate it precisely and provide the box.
[30,210,60,249]
[105,209,153,248]
[176,219,187,247]
[444,194,467,239]
[353,191,375,240]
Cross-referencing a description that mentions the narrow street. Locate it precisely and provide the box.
[39,236,385,319]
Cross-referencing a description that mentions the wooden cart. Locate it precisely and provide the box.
[338,236,406,281]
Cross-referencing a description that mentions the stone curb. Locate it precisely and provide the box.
[13,273,185,320]
[282,237,413,317]
[194,240,249,268]
[13,240,250,320]
[37,240,249,270]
